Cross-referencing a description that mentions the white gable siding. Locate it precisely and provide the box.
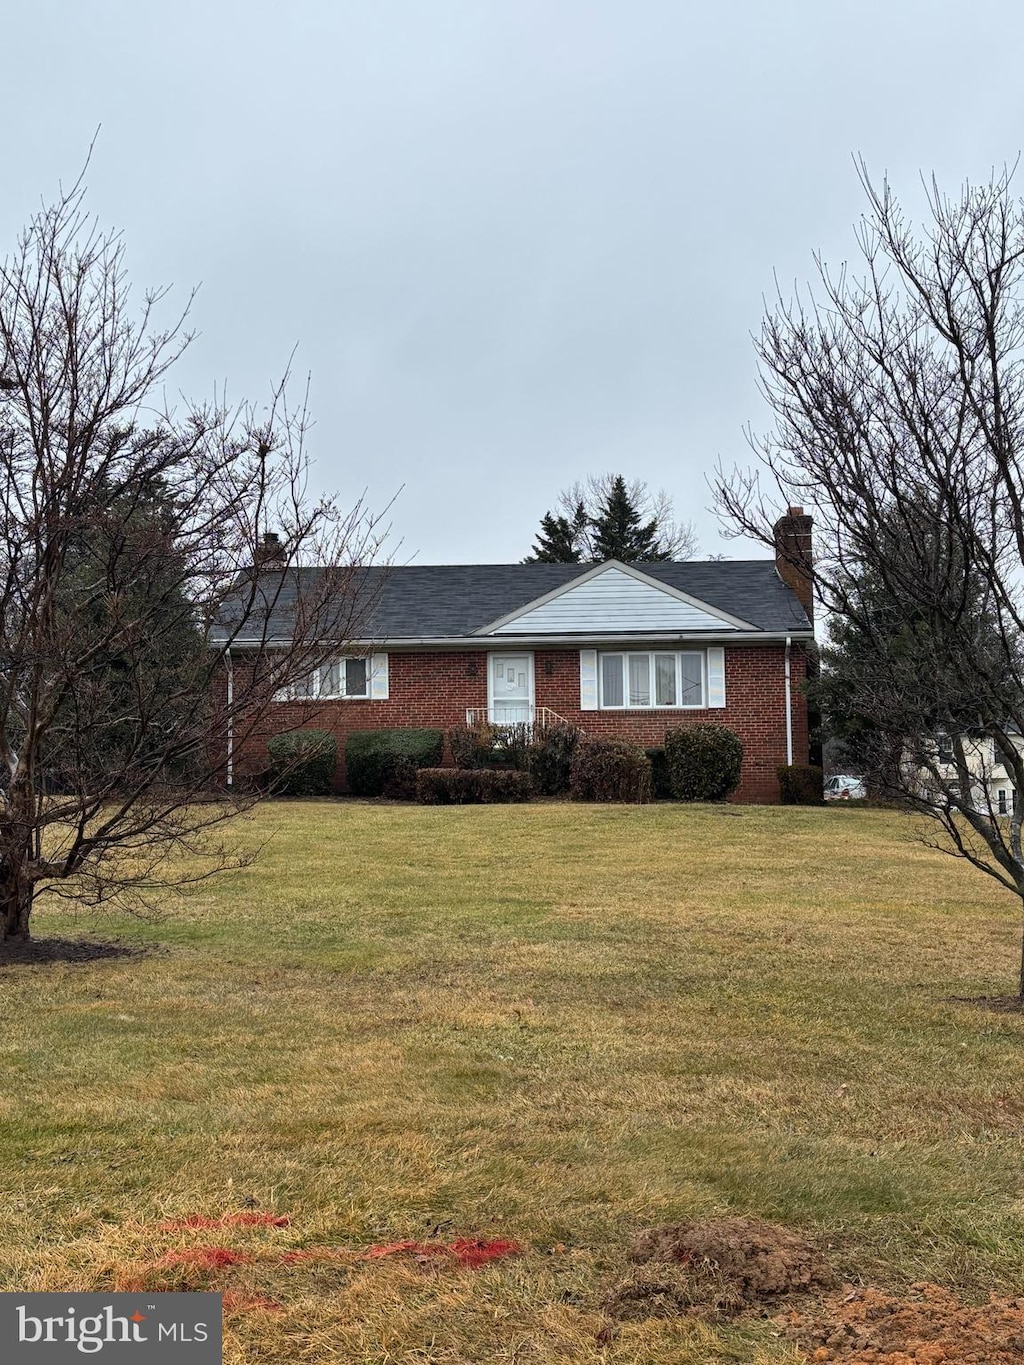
[491,566,739,635]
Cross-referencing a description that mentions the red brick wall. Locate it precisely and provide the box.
[236,651,488,789]
[228,643,809,802]
[533,645,807,802]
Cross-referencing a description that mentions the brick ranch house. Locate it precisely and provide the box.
[214,508,814,803]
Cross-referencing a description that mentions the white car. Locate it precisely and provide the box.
[824,774,867,801]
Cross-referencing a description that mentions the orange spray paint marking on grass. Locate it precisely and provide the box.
[158,1213,290,1231]
[366,1238,522,1267]
[448,1238,522,1267]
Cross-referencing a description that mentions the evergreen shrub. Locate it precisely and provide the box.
[777,764,825,805]
[345,729,444,797]
[267,730,337,796]
[529,721,582,795]
[644,746,674,799]
[569,739,653,803]
[664,723,743,802]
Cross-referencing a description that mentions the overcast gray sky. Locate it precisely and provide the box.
[4,1,1022,562]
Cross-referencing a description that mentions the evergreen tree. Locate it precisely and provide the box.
[525,503,587,563]
[810,504,1014,780]
[590,475,670,561]
[43,468,207,790]
[523,475,694,563]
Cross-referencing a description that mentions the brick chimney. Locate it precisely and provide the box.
[254,531,287,571]
[773,506,813,624]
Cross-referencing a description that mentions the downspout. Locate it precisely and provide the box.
[225,647,234,790]
[784,635,793,767]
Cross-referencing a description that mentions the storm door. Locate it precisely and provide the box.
[489,653,533,725]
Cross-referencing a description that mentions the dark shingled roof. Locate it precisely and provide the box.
[215,559,811,641]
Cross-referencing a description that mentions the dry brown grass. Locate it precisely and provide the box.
[1,801,1022,1362]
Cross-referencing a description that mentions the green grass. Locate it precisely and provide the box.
[2,802,1023,1362]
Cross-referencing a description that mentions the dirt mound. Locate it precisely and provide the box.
[605,1262,746,1321]
[783,1282,1024,1363]
[606,1217,833,1321]
[628,1217,833,1303]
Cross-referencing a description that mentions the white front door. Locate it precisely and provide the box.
[490,653,533,725]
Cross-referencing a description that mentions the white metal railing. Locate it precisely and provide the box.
[464,705,577,732]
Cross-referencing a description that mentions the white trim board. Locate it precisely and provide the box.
[221,631,813,649]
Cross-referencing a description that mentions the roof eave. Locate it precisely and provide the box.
[215,628,814,649]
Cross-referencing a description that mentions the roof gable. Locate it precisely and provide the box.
[479,561,756,636]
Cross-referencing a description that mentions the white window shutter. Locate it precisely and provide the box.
[370,652,389,700]
[579,649,598,711]
[707,647,726,708]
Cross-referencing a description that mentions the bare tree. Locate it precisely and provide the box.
[715,161,1024,997]
[0,179,385,942]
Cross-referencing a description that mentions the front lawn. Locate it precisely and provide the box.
[2,802,1022,1362]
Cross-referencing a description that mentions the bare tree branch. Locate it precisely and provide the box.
[0,178,387,941]
[714,163,1024,996]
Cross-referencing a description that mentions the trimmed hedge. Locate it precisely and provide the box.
[530,721,582,795]
[644,746,674,800]
[345,728,444,797]
[664,723,743,802]
[416,767,534,804]
[379,757,420,800]
[569,739,653,804]
[778,763,824,805]
[267,729,337,796]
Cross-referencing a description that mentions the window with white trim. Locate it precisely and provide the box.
[275,657,369,701]
[598,650,705,709]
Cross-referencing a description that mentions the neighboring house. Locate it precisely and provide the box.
[914,731,1022,816]
[214,508,815,803]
